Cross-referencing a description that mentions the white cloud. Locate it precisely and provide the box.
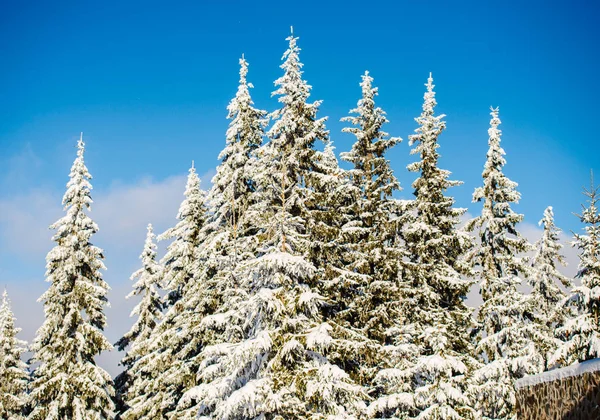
[1,143,44,193]
[0,190,61,259]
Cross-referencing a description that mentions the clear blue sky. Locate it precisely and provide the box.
[1,1,598,228]
[0,0,598,374]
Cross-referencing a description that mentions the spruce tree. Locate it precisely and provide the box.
[191,54,268,326]
[181,30,366,419]
[337,71,411,410]
[159,162,208,306]
[29,134,114,420]
[339,71,404,341]
[531,207,571,313]
[529,206,571,369]
[393,74,476,419]
[466,108,539,420]
[306,138,375,392]
[164,56,268,418]
[0,290,29,419]
[206,54,267,258]
[115,223,163,416]
[552,175,600,366]
[122,164,208,419]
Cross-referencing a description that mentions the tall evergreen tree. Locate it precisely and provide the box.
[531,207,571,314]
[122,164,208,420]
[466,108,539,420]
[306,138,376,393]
[181,30,366,419]
[552,175,600,366]
[159,162,208,306]
[163,56,268,419]
[388,74,476,419]
[529,206,571,369]
[337,71,411,411]
[206,54,267,257]
[115,223,163,416]
[0,290,29,419]
[339,70,404,340]
[29,134,114,420]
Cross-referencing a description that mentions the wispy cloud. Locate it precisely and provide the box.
[0,143,44,194]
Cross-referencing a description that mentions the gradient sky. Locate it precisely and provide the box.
[0,0,598,375]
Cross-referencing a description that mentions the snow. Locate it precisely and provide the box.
[515,358,600,389]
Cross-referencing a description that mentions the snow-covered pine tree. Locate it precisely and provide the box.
[29,134,114,420]
[180,29,366,419]
[390,74,476,419]
[121,164,208,420]
[307,141,358,298]
[340,70,403,340]
[0,290,29,419]
[205,54,267,262]
[190,54,268,324]
[158,56,268,419]
[265,27,328,193]
[552,174,600,366]
[114,223,163,416]
[337,71,412,409]
[303,138,380,416]
[529,206,572,369]
[531,207,571,313]
[159,162,208,307]
[465,107,539,420]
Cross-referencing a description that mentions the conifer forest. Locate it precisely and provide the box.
[2,30,600,420]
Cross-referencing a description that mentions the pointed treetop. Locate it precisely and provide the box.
[489,106,500,123]
[77,132,85,158]
[488,106,502,139]
[143,223,156,250]
[191,160,195,170]
[285,26,299,48]
[239,55,248,84]
[140,223,157,263]
[409,73,443,147]
[539,206,554,227]
[426,72,434,92]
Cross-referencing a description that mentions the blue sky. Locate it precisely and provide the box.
[0,0,598,375]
